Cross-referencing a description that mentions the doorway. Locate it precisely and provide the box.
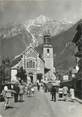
[37,73,43,82]
[29,72,33,83]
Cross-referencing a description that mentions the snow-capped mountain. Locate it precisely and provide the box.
[25,15,51,27]
[0,15,80,72]
[24,15,73,46]
[0,15,74,46]
[25,15,73,28]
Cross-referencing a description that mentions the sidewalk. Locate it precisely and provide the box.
[44,92,82,117]
[44,91,82,104]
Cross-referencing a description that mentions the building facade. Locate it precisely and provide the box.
[11,33,55,82]
[22,44,44,82]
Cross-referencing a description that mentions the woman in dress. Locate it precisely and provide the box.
[70,86,75,102]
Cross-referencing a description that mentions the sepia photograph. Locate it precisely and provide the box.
[0,0,82,117]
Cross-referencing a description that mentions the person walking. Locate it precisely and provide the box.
[70,86,75,102]
[19,83,24,102]
[36,80,40,91]
[13,83,19,102]
[27,83,32,96]
[63,86,68,101]
[31,86,35,96]
[2,85,11,110]
[50,86,56,102]
[58,86,63,100]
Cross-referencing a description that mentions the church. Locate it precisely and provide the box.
[11,33,56,82]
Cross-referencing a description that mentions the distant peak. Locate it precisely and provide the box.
[34,15,50,25]
[37,15,47,19]
[24,15,51,27]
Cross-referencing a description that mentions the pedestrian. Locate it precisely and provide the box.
[50,86,56,102]
[31,86,35,96]
[2,85,11,110]
[25,84,28,95]
[36,80,40,91]
[70,86,75,102]
[63,86,68,101]
[37,83,40,91]
[13,83,19,102]
[58,85,63,100]
[19,83,24,102]
[27,83,32,96]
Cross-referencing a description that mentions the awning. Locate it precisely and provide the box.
[60,80,73,87]
[51,81,60,86]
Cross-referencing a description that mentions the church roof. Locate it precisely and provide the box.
[11,54,23,67]
[35,44,43,55]
[23,43,39,56]
[11,43,44,67]
[39,54,45,62]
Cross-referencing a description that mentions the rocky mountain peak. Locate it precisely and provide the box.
[23,15,74,47]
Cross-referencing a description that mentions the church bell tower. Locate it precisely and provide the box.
[43,32,54,71]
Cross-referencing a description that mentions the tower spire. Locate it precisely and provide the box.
[43,31,54,70]
[43,30,51,45]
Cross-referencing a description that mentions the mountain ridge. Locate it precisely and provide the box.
[35,21,80,73]
[0,16,81,73]
[24,15,74,46]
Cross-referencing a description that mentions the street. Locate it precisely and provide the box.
[0,88,82,117]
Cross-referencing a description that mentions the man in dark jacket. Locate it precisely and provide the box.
[14,84,19,102]
[51,86,56,101]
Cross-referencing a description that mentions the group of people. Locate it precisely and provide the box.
[50,85,75,102]
[1,80,37,110]
[1,79,75,110]
[58,86,75,101]
[1,82,25,110]
[26,83,35,96]
[13,82,24,103]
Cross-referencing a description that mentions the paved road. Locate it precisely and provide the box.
[0,89,82,117]
[45,92,82,117]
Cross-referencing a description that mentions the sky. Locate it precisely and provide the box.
[0,0,82,26]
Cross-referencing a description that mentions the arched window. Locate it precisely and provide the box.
[27,60,35,68]
[29,60,32,68]
[47,49,49,53]
[33,62,35,68]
